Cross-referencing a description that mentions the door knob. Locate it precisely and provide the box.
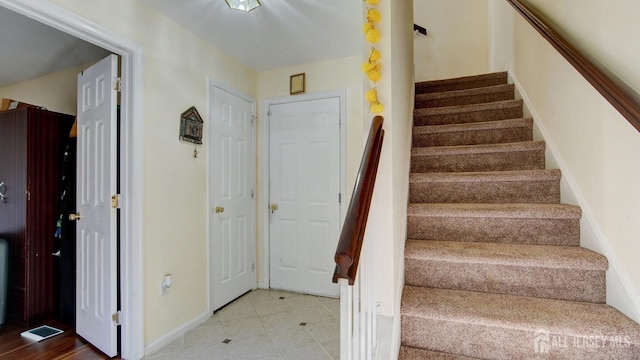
[0,181,6,202]
[52,250,61,258]
[69,213,81,221]
[270,204,279,213]
[215,206,225,213]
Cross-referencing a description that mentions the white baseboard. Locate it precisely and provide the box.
[375,315,396,360]
[143,311,210,357]
[510,73,640,323]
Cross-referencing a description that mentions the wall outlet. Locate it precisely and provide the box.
[160,274,172,296]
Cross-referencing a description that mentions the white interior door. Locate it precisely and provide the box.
[269,97,340,297]
[76,54,119,357]
[210,85,255,311]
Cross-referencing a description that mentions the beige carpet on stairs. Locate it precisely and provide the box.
[400,72,640,359]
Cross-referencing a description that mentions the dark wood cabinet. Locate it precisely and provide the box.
[0,107,74,325]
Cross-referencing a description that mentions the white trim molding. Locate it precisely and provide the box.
[0,1,145,358]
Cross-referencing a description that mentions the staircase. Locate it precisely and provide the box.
[400,72,640,359]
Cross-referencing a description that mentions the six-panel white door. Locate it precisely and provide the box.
[269,97,340,297]
[76,54,119,357]
[210,86,255,310]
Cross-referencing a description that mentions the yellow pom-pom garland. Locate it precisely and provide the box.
[362,22,373,34]
[366,28,380,44]
[368,48,381,63]
[370,102,384,114]
[363,1,383,114]
[367,9,381,24]
[365,88,378,104]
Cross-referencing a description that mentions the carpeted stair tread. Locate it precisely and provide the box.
[406,203,581,246]
[404,240,606,302]
[410,169,561,184]
[415,72,508,94]
[414,118,532,135]
[401,286,640,359]
[412,140,544,156]
[404,240,606,270]
[400,346,482,359]
[407,203,581,219]
[411,141,546,173]
[413,118,533,147]
[409,169,561,204]
[414,100,523,126]
[415,84,515,108]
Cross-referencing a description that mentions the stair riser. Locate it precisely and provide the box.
[411,150,545,173]
[405,259,605,303]
[416,77,507,94]
[409,179,560,203]
[402,316,640,360]
[400,346,478,360]
[415,91,514,109]
[413,126,532,147]
[415,107,523,126]
[406,216,580,246]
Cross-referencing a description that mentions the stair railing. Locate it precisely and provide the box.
[507,0,640,132]
[333,116,384,360]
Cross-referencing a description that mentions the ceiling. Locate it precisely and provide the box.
[0,7,111,88]
[0,1,362,88]
[133,0,362,72]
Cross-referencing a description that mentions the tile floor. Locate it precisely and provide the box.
[144,289,340,360]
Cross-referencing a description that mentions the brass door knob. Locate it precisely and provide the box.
[215,206,225,213]
[270,204,279,213]
[69,213,81,221]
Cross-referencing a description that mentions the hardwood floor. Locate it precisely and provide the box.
[0,320,119,360]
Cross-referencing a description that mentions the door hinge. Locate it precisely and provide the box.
[114,77,122,92]
[112,311,121,326]
[339,193,341,203]
[111,194,120,209]
[251,189,254,199]
[252,262,255,272]
[339,118,341,128]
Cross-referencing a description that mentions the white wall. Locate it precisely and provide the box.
[489,0,640,323]
[50,0,258,345]
[413,0,489,82]
[365,0,414,356]
[0,62,92,115]
[255,55,364,286]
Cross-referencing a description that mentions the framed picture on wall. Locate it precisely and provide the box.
[290,73,306,95]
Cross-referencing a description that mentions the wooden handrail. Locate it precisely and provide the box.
[333,116,384,285]
[507,0,640,132]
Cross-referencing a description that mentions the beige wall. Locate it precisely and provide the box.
[490,0,640,322]
[255,55,364,285]
[525,0,640,94]
[50,0,258,345]
[413,0,489,82]
[0,62,92,115]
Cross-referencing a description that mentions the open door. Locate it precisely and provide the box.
[75,54,119,357]
[210,85,256,311]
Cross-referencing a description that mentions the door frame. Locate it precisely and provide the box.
[261,90,346,290]
[0,1,145,358]
[207,78,257,312]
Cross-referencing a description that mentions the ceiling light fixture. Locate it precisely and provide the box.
[225,0,261,12]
